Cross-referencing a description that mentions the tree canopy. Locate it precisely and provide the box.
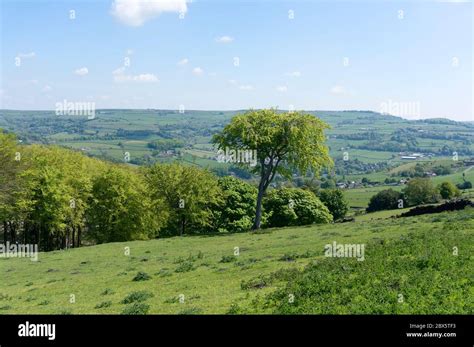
[212,109,332,229]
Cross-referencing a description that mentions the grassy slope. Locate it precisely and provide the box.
[1,208,472,314]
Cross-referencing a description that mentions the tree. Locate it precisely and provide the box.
[144,163,222,236]
[212,176,257,233]
[437,182,461,199]
[212,109,332,229]
[367,189,402,212]
[403,178,440,206]
[87,166,164,243]
[264,188,332,227]
[318,189,349,220]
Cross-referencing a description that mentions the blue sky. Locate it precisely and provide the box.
[0,0,472,121]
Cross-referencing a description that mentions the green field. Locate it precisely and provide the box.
[1,207,472,314]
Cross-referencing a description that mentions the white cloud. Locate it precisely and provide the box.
[228,79,237,85]
[111,0,188,26]
[215,36,234,44]
[18,52,36,59]
[177,58,189,66]
[42,85,52,92]
[239,85,254,91]
[126,49,134,55]
[276,86,288,92]
[286,71,301,77]
[74,67,89,76]
[113,66,126,75]
[192,67,204,76]
[330,85,347,95]
[115,73,159,82]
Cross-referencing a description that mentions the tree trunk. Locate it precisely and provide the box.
[3,221,7,244]
[180,216,185,236]
[252,185,265,230]
[72,226,76,248]
[77,225,82,247]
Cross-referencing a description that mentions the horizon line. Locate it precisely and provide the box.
[0,108,472,123]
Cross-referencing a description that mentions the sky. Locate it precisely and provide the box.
[0,0,472,121]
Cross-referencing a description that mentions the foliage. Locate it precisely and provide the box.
[264,188,332,227]
[87,167,165,243]
[212,176,257,233]
[367,189,403,212]
[403,178,440,206]
[251,226,473,314]
[144,163,223,236]
[437,181,461,199]
[317,189,348,220]
[212,109,332,229]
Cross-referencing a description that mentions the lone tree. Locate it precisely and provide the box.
[212,109,332,229]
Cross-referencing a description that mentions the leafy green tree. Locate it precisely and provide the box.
[403,178,440,206]
[264,188,332,227]
[321,178,336,189]
[367,189,402,212]
[212,176,257,233]
[212,109,332,229]
[145,163,222,236]
[87,166,164,243]
[318,189,349,220]
[437,182,461,199]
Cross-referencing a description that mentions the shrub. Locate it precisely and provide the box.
[175,261,194,273]
[367,189,402,212]
[132,272,151,282]
[403,178,440,206]
[212,176,258,233]
[121,291,154,304]
[220,255,237,263]
[437,182,461,199]
[121,303,150,315]
[456,181,472,190]
[94,301,112,309]
[264,188,332,228]
[318,189,349,220]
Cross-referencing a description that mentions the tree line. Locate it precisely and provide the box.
[1,110,345,251]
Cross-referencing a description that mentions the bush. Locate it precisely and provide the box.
[94,301,112,309]
[403,178,440,206]
[437,182,461,199]
[132,272,151,282]
[367,189,402,212]
[121,303,150,315]
[121,291,154,304]
[212,176,257,233]
[456,181,472,190]
[264,188,332,227]
[318,189,349,221]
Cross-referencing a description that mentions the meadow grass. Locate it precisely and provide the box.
[1,208,472,314]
